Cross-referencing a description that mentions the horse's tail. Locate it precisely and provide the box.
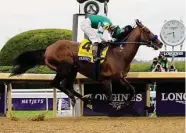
[10,49,46,76]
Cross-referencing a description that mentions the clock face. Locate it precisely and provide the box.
[160,20,185,46]
[84,1,99,15]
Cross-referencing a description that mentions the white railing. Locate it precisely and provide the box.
[0,72,184,118]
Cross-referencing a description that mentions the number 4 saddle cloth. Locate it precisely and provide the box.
[78,39,109,63]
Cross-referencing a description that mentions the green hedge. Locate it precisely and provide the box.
[0,62,184,74]
[0,29,72,66]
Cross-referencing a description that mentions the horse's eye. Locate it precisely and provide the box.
[145,28,150,34]
[146,30,150,34]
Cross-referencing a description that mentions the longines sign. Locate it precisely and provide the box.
[160,51,185,58]
[156,82,185,116]
[83,83,147,116]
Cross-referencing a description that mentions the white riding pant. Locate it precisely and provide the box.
[80,18,102,44]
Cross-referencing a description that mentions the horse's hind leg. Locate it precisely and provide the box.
[63,66,95,105]
[64,66,85,101]
[51,67,77,107]
[60,79,77,107]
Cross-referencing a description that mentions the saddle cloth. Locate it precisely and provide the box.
[78,39,109,63]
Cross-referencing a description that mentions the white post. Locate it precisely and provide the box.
[4,83,7,115]
[45,91,48,111]
[6,82,12,118]
[146,84,151,116]
[53,88,57,117]
[77,15,86,42]
[77,79,84,116]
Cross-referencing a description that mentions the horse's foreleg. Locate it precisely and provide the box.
[102,79,113,102]
[120,78,136,106]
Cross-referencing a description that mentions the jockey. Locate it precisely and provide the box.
[80,14,121,62]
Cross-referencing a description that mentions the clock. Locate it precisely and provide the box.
[160,20,185,46]
[84,1,99,15]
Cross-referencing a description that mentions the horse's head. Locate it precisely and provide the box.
[135,19,163,50]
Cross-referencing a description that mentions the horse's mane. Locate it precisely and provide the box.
[116,19,142,42]
[116,25,134,41]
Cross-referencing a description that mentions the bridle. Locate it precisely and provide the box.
[139,26,159,48]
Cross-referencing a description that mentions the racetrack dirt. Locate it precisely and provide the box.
[0,117,185,133]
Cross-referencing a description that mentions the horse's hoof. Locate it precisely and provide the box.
[86,104,93,110]
[82,94,93,102]
[71,99,76,107]
[82,94,91,99]
[116,105,122,111]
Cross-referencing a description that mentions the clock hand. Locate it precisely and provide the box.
[173,32,175,38]
[166,32,174,35]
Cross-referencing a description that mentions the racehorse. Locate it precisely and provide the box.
[10,19,163,110]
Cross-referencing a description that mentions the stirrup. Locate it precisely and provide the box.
[93,57,100,63]
[100,57,106,60]
[92,52,99,63]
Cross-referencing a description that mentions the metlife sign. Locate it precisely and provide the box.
[160,51,185,58]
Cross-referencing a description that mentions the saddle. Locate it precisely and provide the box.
[78,39,109,64]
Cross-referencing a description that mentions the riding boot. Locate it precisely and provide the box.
[92,42,99,63]
[92,42,100,80]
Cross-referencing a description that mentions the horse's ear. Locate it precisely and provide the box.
[135,19,143,27]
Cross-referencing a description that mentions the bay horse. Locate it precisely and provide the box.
[10,19,163,110]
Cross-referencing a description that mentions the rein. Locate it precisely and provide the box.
[109,25,158,47]
[109,41,148,45]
